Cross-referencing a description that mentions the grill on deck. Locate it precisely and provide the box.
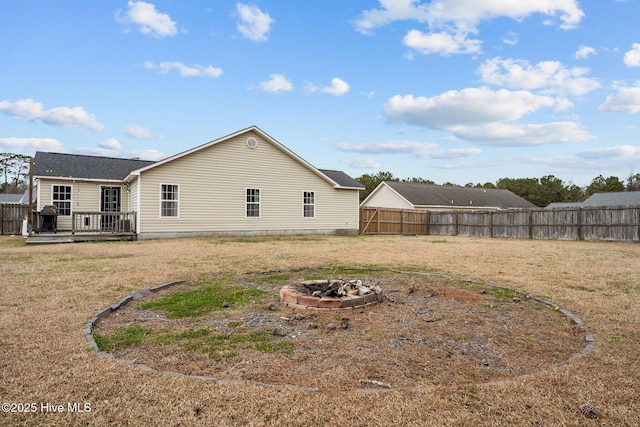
[38,205,58,233]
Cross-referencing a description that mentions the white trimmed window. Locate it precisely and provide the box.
[303,191,315,218]
[160,184,179,217]
[246,188,260,218]
[52,185,72,216]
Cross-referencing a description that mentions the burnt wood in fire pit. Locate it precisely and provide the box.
[303,279,377,298]
[280,279,383,310]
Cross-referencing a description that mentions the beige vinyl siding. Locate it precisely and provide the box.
[126,179,138,214]
[362,184,413,209]
[37,178,112,231]
[137,131,359,235]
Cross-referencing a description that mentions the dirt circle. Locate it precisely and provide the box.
[92,269,588,391]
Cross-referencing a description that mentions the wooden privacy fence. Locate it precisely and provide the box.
[360,206,640,242]
[1,204,29,235]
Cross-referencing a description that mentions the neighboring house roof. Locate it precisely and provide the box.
[127,125,363,190]
[363,181,536,209]
[546,192,640,208]
[581,191,640,207]
[33,152,156,181]
[0,192,27,204]
[546,202,584,209]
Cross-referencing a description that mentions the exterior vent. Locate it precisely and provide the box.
[246,137,258,149]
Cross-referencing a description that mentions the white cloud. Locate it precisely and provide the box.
[143,61,222,78]
[257,74,293,93]
[116,1,178,38]
[577,145,640,160]
[598,82,640,113]
[384,88,557,130]
[422,0,584,30]
[354,1,584,56]
[76,143,165,161]
[403,29,482,56]
[124,125,164,139]
[383,88,595,146]
[0,98,105,131]
[478,57,600,96]
[99,138,122,150]
[236,3,274,42]
[353,0,430,35]
[429,148,482,159]
[341,157,381,169]
[623,43,640,67]
[320,78,350,96]
[575,45,595,59]
[455,122,595,146]
[502,31,518,46]
[128,149,165,161]
[0,137,64,152]
[335,140,480,159]
[336,140,437,155]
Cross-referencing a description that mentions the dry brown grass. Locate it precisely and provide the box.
[1,234,638,426]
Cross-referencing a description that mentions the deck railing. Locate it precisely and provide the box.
[71,211,137,234]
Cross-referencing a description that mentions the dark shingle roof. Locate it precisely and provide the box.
[385,181,536,209]
[33,152,156,181]
[581,191,640,207]
[319,169,365,189]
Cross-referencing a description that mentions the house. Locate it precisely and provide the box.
[546,191,640,208]
[361,181,536,211]
[32,126,364,239]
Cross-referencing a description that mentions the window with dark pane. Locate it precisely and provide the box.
[246,188,260,217]
[52,185,72,216]
[160,184,179,217]
[303,191,315,218]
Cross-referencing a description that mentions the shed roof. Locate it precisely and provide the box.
[33,152,156,181]
[0,192,28,204]
[581,191,640,207]
[380,181,536,209]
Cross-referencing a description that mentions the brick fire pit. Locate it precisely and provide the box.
[279,279,384,310]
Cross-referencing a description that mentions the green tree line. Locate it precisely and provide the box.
[356,171,640,207]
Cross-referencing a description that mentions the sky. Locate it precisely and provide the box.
[1,0,640,187]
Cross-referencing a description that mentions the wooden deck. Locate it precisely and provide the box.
[26,231,137,244]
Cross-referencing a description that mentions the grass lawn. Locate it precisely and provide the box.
[0,234,638,426]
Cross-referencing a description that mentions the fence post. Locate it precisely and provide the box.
[400,210,405,235]
[528,210,533,239]
[425,210,429,236]
[490,211,494,238]
[577,207,583,241]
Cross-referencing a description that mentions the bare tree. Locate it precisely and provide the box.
[0,153,31,193]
